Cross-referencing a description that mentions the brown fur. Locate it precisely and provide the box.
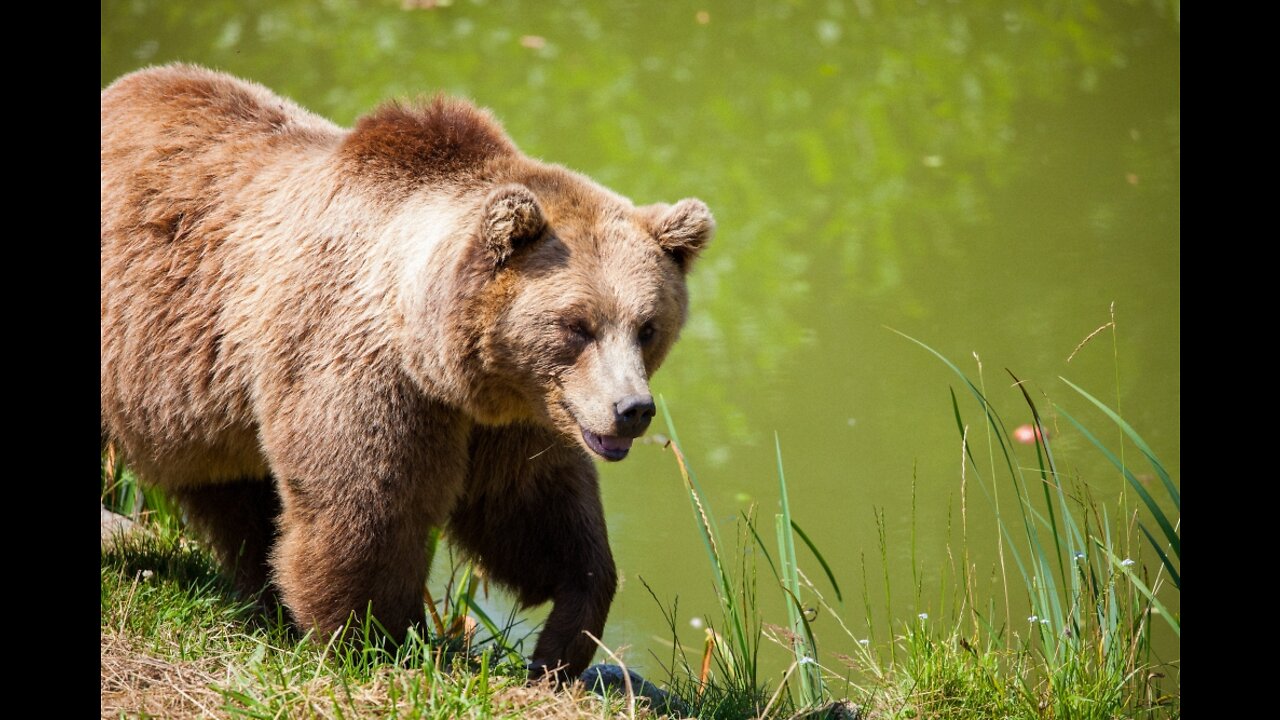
[101,64,713,678]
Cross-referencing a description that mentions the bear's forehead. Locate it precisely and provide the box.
[558,215,655,258]
[505,164,679,317]
[528,193,663,271]
[516,235,673,322]
[516,164,635,229]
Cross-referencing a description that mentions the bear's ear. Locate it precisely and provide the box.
[481,184,547,266]
[642,198,716,272]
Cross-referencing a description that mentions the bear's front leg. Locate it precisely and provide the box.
[271,482,434,639]
[450,427,618,680]
[262,383,472,643]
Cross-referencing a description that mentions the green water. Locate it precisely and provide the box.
[102,0,1180,679]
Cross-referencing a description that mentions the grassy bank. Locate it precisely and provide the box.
[100,520,641,719]
[101,342,1179,718]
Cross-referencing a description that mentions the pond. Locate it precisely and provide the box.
[102,0,1180,680]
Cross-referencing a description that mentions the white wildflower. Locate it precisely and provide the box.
[917,613,928,620]
[1121,558,1136,567]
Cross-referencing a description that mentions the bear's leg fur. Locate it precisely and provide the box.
[450,426,618,680]
[271,495,431,641]
[169,478,281,601]
[261,381,472,644]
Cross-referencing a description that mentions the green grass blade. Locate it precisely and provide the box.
[890,329,1021,459]
[222,689,272,719]
[1059,377,1179,510]
[1056,405,1179,561]
[951,387,979,469]
[1010,370,1089,632]
[895,330,1044,547]
[743,511,781,580]
[660,395,724,573]
[891,333,1057,607]
[659,396,754,689]
[777,580,823,659]
[948,376,1037,605]
[1096,542,1180,638]
[1102,506,1119,643]
[775,433,822,705]
[890,328,992,408]
[450,563,476,622]
[789,520,843,602]
[460,596,523,663]
[1138,521,1181,590]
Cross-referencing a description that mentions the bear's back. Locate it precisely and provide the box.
[101,65,340,237]
[101,64,338,153]
[100,65,345,486]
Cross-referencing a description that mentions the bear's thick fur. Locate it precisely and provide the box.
[100,64,714,678]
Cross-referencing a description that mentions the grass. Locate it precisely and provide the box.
[100,326,1179,718]
[100,521,646,718]
[642,330,1178,718]
[100,460,647,719]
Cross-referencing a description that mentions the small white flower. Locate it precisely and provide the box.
[1027,615,1038,623]
[141,570,154,580]
[917,613,928,620]
[1121,558,1136,567]
[1039,619,1049,625]
[1073,551,1086,561]
[798,656,816,665]
[858,639,870,646]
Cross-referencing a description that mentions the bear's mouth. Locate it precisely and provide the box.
[580,427,633,462]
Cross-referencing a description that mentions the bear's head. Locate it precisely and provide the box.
[460,170,714,461]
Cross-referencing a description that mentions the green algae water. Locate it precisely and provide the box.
[102,0,1179,680]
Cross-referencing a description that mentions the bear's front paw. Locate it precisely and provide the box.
[525,659,575,687]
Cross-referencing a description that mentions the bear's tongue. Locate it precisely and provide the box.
[599,435,633,452]
[582,428,633,461]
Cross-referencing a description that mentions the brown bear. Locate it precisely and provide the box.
[100,64,714,679]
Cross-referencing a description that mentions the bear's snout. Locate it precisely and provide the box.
[574,393,655,462]
[614,394,656,438]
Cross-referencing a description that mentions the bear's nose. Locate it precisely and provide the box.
[614,394,656,437]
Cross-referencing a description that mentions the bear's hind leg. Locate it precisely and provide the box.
[169,477,282,603]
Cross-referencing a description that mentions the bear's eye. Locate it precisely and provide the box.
[564,319,594,343]
[638,322,656,345]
